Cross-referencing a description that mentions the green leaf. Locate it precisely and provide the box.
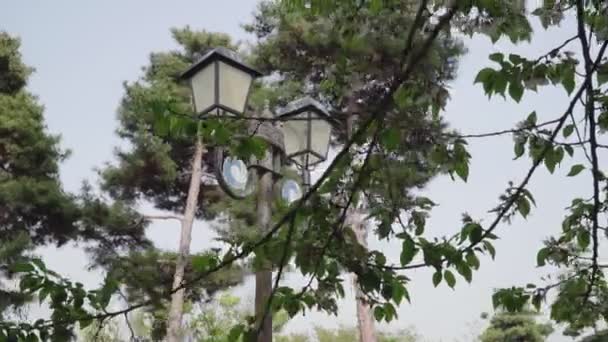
[563,124,574,138]
[493,73,508,96]
[517,197,531,218]
[192,254,217,273]
[577,230,591,249]
[228,324,245,342]
[80,318,93,330]
[597,63,608,85]
[562,68,575,94]
[532,293,542,311]
[544,147,557,173]
[514,140,525,159]
[400,238,418,266]
[509,81,524,102]
[456,262,473,283]
[381,127,400,151]
[564,144,574,157]
[392,283,406,305]
[473,68,496,84]
[474,68,495,84]
[489,53,504,63]
[374,306,385,321]
[412,211,425,235]
[508,54,524,65]
[567,164,585,177]
[466,252,480,270]
[483,241,496,259]
[526,111,537,126]
[536,247,549,267]
[454,161,469,182]
[468,223,483,244]
[38,286,50,303]
[432,271,442,287]
[11,262,34,273]
[444,270,456,289]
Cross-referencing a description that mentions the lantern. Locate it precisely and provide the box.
[278,97,333,168]
[181,47,262,117]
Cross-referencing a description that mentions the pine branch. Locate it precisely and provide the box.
[143,215,183,222]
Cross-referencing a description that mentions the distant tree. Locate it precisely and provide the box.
[479,311,553,342]
[0,31,148,322]
[80,319,121,342]
[276,326,418,342]
[580,330,608,342]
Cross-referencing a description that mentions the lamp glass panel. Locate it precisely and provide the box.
[218,61,253,114]
[309,112,331,162]
[190,62,216,114]
[282,112,308,158]
[281,179,302,203]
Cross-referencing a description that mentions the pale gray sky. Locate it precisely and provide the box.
[1,1,599,341]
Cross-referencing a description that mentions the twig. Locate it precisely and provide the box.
[93,317,107,340]
[118,290,137,341]
[451,118,561,139]
[124,312,135,341]
[534,36,578,64]
[143,215,183,222]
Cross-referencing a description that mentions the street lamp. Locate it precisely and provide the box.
[182,47,333,342]
[181,47,262,117]
[277,97,333,189]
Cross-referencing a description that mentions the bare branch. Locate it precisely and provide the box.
[534,36,578,64]
[576,0,602,305]
[143,214,183,222]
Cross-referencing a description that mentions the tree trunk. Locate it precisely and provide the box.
[350,209,378,342]
[344,96,378,342]
[255,149,274,342]
[166,139,205,342]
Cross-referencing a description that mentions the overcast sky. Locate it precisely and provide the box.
[1,1,601,341]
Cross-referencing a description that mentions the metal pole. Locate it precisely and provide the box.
[302,168,311,193]
[255,147,274,342]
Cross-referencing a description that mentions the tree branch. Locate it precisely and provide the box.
[143,214,183,222]
[576,0,601,305]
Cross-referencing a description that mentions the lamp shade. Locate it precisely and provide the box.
[181,47,262,116]
[278,97,333,168]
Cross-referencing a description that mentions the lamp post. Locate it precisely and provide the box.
[182,48,333,342]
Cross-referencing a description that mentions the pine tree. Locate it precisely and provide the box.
[479,311,553,342]
[244,3,464,340]
[0,31,149,321]
[100,27,250,340]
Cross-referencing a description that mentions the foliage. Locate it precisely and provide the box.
[5,0,608,340]
[276,326,418,342]
[580,330,608,342]
[479,311,553,342]
[80,320,121,342]
[0,259,121,341]
[0,31,148,323]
